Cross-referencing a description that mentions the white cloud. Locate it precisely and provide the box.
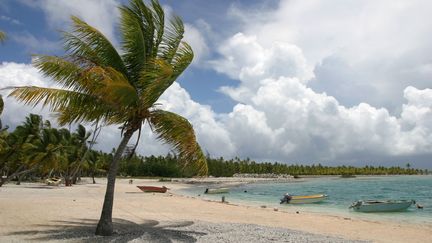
[208,32,432,166]
[0,15,22,25]
[1,59,432,167]
[183,23,209,66]
[228,0,432,112]
[0,62,56,127]
[26,0,120,44]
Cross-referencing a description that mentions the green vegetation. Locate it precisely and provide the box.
[6,0,206,236]
[119,154,424,177]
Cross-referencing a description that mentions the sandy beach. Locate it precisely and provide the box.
[0,178,430,243]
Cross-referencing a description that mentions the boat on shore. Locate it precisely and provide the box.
[280,193,328,204]
[204,188,229,194]
[137,186,168,193]
[349,200,415,212]
[46,177,62,186]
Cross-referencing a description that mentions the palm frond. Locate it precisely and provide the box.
[150,0,165,55]
[120,0,163,87]
[139,59,173,108]
[6,86,119,125]
[33,56,138,107]
[148,110,207,176]
[170,42,194,79]
[139,43,192,108]
[68,16,128,76]
[159,16,184,63]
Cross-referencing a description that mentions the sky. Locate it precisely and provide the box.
[1,0,432,168]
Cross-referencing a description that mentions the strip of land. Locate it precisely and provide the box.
[0,178,430,243]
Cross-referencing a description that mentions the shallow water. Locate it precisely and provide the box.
[179,175,432,224]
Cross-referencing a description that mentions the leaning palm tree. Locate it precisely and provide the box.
[7,0,207,236]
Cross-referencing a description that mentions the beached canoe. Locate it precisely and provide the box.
[280,194,328,204]
[137,186,168,193]
[204,188,229,194]
[349,200,415,212]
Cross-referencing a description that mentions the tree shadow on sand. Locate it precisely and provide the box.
[8,218,206,242]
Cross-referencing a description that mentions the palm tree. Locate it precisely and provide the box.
[7,0,207,236]
[70,124,91,184]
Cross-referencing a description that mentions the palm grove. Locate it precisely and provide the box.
[0,0,425,237]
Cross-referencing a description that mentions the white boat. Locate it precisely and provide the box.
[46,177,61,186]
[204,188,229,194]
[280,194,328,204]
[349,200,415,212]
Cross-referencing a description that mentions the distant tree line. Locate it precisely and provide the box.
[0,114,427,186]
[119,154,425,177]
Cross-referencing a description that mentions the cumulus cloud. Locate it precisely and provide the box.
[228,0,432,112]
[0,62,56,127]
[1,53,432,167]
[183,23,209,66]
[209,32,432,166]
[23,0,120,44]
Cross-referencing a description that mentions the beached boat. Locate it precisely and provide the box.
[280,194,328,204]
[349,200,415,212]
[46,177,62,186]
[137,186,168,193]
[204,188,229,194]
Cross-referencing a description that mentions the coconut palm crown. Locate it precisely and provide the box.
[7,0,207,236]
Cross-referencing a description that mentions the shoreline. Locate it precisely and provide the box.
[0,178,430,243]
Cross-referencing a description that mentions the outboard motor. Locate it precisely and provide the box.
[280,193,292,204]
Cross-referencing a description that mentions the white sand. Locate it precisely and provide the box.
[0,178,430,243]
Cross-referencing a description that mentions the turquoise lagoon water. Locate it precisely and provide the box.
[178,176,432,224]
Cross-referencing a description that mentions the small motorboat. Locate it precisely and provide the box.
[280,193,328,204]
[349,200,415,212]
[137,186,168,193]
[204,188,229,194]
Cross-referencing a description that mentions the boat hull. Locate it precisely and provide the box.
[351,200,414,212]
[137,186,168,193]
[204,188,229,194]
[281,194,328,204]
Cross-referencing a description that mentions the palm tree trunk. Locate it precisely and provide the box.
[72,122,102,184]
[0,165,37,187]
[95,129,135,236]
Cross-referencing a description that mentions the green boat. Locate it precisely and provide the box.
[349,200,415,212]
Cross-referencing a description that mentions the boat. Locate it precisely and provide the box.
[46,177,62,186]
[137,186,168,193]
[349,200,415,212]
[280,193,328,204]
[204,188,229,194]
